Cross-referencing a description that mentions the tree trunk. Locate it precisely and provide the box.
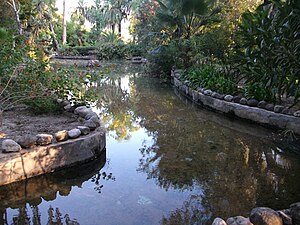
[8,0,23,35]
[62,0,67,44]
[49,22,60,51]
[118,22,122,36]
[111,24,115,34]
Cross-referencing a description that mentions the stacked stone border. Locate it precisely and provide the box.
[0,101,106,186]
[171,70,300,135]
[212,203,300,225]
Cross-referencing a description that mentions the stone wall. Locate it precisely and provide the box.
[0,104,106,186]
[172,70,300,135]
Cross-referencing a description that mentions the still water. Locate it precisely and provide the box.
[1,61,300,225]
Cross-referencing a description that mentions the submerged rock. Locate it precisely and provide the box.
[250,207,283,225]
[2,139,21,153]
[36,134,53,146]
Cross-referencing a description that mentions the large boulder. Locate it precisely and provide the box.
[250,207,283,225]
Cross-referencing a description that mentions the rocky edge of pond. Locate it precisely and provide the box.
[1,100,102,153]
[212,202,300,225]
[172,70,300,135]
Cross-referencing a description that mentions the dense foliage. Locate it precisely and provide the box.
[236,0,300,103]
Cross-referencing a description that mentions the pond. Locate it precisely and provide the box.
[1,60,300,225]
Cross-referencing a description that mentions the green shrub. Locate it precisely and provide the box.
[242,83,274,102]
[183,65,238,94]
[26,97,62,114]
[96,42,127,60]
[236,0,300,103]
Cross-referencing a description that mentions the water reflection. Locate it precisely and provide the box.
[92,63,300,223]
[1,61,299,225]
[0,152,107,225]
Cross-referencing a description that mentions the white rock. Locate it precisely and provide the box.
[212,217,227,225]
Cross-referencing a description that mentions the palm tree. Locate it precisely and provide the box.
[103,0,132,35]
[156,0,220,39]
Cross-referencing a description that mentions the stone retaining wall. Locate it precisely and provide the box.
[172,70,300,135]
[0,104,106,186]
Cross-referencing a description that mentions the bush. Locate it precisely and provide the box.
[26,97,62,114]
[96,42,127,60]
[146,44,178,78]
[183,65,238,94]
[236,0,300,103]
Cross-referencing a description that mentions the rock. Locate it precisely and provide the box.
[36,134,53,146]
[204,89,212,96]
[240,98,248,105]
[2,139,21,153]
[83,120,97,130]
[88,116,101,126]
[85,111,98,120]
[77,126,90,135]
[247,99,259,107]
[281,108,290,115]
[233,96,242,103]
[258,101,267,108]
[265,103,275,111]
[293,110,300,117]
[290,202,300,225]
[16,135,36,148]
[250,207,283,225]
[227,216,253,225]
[55,130,69,142]
[197,87,205,93]
[64,104,72,111]
[224,95,233,102]
[274,105,284,113]
[277,210,292,225]
[212,217,227,225]
[68,129,81,139]
[212,92,225,99]
[74,106,92,118]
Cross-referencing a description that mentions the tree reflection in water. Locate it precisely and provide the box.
[93,63,300,223]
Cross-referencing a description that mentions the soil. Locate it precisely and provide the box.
[0,107,82,141]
